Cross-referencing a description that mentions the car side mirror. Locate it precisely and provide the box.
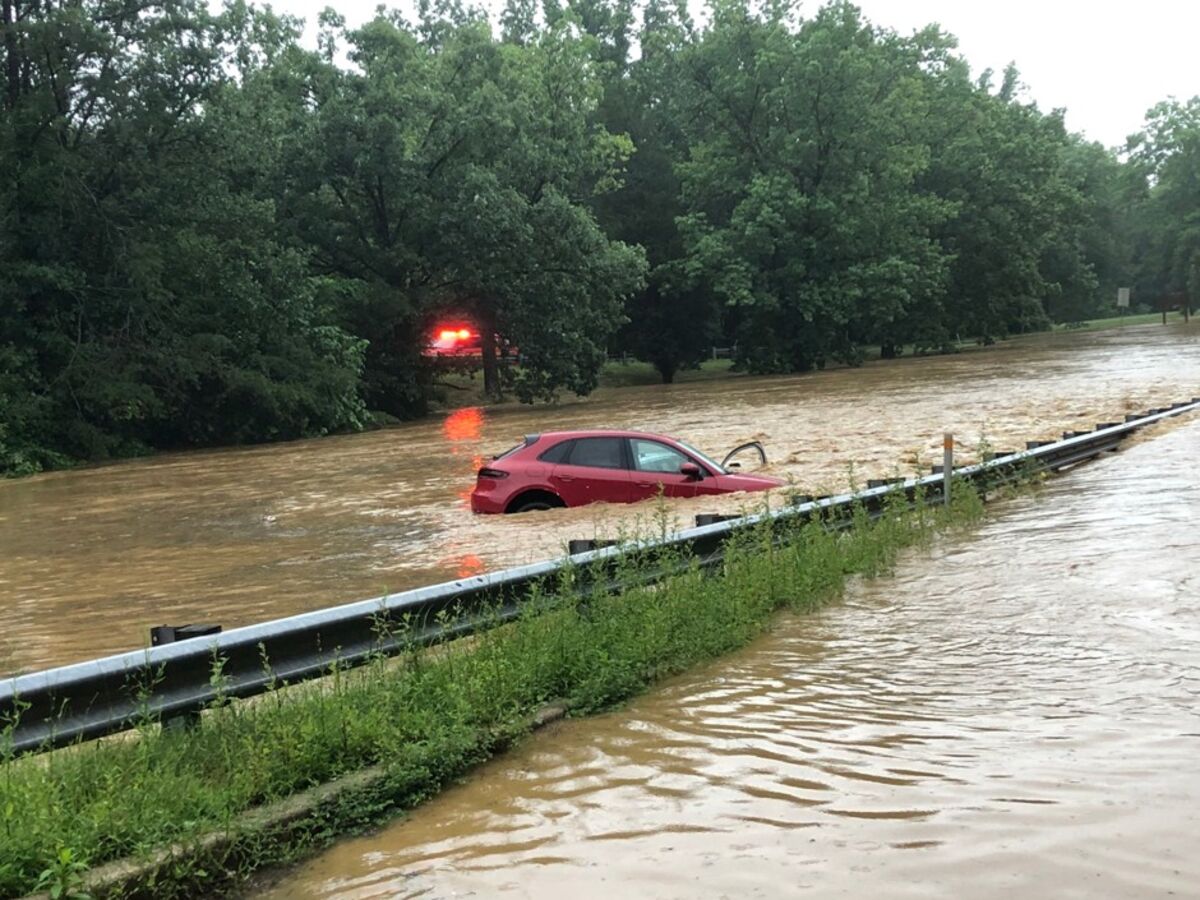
[680,462,703,480]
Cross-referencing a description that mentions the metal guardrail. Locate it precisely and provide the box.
[3,398,1198,757]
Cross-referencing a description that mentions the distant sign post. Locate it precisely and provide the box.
[1117,287,1130,309]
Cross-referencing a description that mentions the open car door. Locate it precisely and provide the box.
[721,441,768,472]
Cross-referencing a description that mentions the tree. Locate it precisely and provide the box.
[673,0,951,372]
[1038,136,1131,323]
[0,0,366,473]
[915,61,1138,338]
[582,0,723,383]
[1126,97,1200,310]
[279,11,645,406]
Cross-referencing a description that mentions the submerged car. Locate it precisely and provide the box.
[470,430,785,514]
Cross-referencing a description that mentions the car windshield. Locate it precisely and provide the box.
[675,439,726,474]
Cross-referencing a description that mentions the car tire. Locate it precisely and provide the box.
[513,499,554,513]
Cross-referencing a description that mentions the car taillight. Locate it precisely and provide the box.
[477,467,508,479]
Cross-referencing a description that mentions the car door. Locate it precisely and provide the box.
[629,438,703,500]
[549,437,633,506]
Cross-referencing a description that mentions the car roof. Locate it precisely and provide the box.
[533,429,679,442]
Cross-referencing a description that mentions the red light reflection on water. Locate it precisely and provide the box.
[443,407,487,505]
[455,554,486,578]
[442,406,484,442]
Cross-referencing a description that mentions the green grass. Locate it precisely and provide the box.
[426,358,737,409]
[0,485,987,899]
[597,358,737,389]
[424,311,1197,413]
[1051,311,1191,332]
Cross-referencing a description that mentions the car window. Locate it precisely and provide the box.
[566,437,626,469]
[538,440,574,463]
[493,434,540,461]
[631,439,690,474]
[492,442,523,461]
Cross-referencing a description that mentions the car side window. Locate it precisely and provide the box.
[538,440,574,463]
[631,439,690,474]
[566,437,626,469]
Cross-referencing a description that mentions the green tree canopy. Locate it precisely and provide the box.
[1126,97,1200,306]
[279,10,645,406]
[0,0,366,473]
[671,1,952,372]
[2,0,1193,475]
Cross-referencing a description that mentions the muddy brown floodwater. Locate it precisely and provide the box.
[1,323,1198,672]
[253,411,1200,900]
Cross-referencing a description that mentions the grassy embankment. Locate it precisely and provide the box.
[1,484,989,899]
[599,312,1193,387]
[437,312,1192,403]
[1052,310,1188,333]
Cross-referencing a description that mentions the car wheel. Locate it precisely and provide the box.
[513,499,554,513]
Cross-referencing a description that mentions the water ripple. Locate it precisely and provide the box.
[255,415,1200,900]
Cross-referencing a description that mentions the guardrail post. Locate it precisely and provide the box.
[943,433,953,507]
[567,539,618,555]
[695,514,739,527]
[149,624,221,731]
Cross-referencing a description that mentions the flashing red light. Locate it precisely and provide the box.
[434,325,474,342]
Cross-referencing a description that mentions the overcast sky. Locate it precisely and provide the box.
[263,0,1200,149]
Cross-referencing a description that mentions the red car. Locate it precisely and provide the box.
[470,430,785,514]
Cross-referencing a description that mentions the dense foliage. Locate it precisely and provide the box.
[1,0,1195,472]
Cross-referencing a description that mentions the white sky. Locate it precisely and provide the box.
[852,0,1199,149]
[262,0,1200,149]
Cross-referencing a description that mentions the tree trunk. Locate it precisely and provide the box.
[654,358,677,384]
[477,305,501,401]
[880,342,897,360]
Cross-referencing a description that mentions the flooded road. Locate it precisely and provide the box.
[253,408,1200,899]
[1,322,1198,672]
